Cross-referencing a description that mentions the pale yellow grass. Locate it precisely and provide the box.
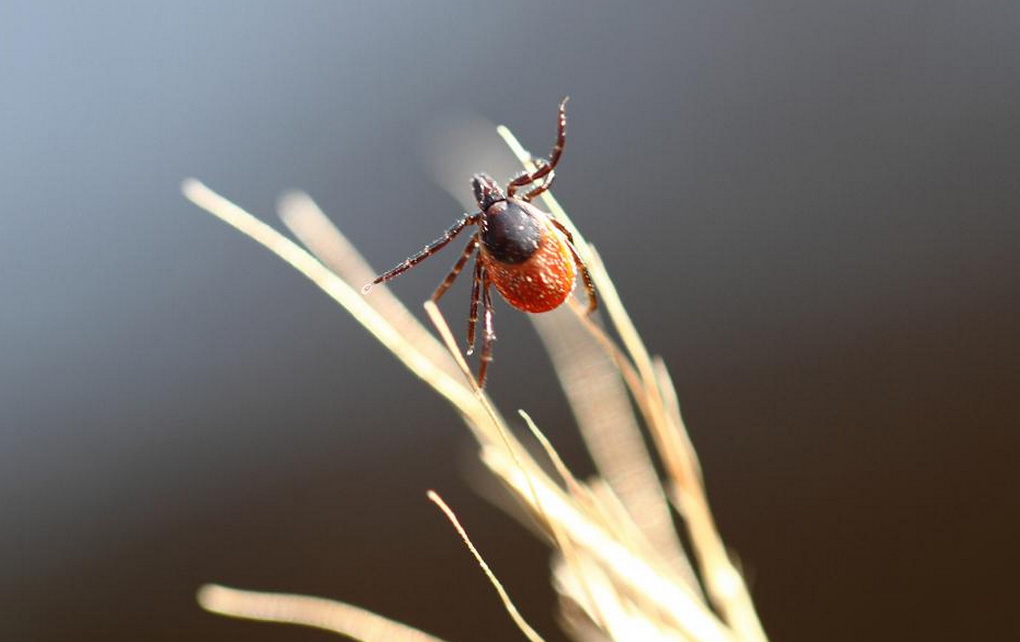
[184,125,768,642]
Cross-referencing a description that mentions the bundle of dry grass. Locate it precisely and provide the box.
[183,125,768,642]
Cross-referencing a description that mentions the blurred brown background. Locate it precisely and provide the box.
[2,1,1018,640]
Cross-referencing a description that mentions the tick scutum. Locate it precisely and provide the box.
[480,199,542,264]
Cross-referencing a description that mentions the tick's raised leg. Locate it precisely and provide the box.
[477,274,496,387]
[506,97,569,198]
[364,212,481,292]
[548,218,598,314]
[466,256,483,355]
[432,235,477,302]
[521,161,556,202]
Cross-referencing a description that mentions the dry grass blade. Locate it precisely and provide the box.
[422,304,599,629]
[553,555,693,642]
[497,128,767,642]
[482,445,735,642]
[181,179,476,419]
[197,584,448,642]
[276,191,459,378]
[427,491,546,642]
[184,117,768,642]
[532,308,697,587]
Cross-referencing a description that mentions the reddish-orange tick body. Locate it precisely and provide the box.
[476,179,577,314]
[364,98,596,386]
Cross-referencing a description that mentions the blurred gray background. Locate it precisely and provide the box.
[2,1,1018,640]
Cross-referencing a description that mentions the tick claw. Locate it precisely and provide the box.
[361,283,373,294]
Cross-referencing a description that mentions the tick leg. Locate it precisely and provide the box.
[508,159,550,201]
[546,216,574,243]
[570,245,598,315]
[507,97,568,197]
[432,235,477,302]
[466,255,483,355]
[522,167,556,202]
[363,212,480,292]
[477,272,496,387]
[548,218,598,314]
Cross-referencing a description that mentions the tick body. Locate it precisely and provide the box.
[478,195,576,314]
[364,98,596,386]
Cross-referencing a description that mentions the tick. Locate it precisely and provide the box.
[363,97,597,386]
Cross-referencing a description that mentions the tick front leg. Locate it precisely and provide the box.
[363,212,480,292]
[522,165,556,202]
[507,96,569,197]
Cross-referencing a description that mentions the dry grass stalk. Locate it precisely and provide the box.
[197,584,448,642]
[182,123,768,642]
[427,490,546,642]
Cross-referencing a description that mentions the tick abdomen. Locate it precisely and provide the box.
[480,200,576,313]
